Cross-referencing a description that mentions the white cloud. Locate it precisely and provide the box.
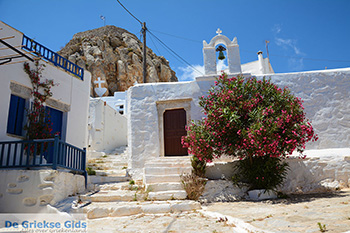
[272,24,305,71]
[288,57,304,71]
[275,38,302,55]
[178,64,204,82]
[217,59,228,73]
[272,24,282,34]
[177,60,228,82]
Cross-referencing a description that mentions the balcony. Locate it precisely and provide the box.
[21,35,84,80]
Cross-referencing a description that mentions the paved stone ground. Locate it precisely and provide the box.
[87,189,350,233]
[88,211,243,233]
[205,189,350,233]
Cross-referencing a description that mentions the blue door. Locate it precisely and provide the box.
[45,107,63,163]
[47,107,63,137]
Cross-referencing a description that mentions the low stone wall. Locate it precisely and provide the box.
[0,170,85,213]
[204,148,350,197]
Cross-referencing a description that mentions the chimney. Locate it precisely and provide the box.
[257,51,265,74]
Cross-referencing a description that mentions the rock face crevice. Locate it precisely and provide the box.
[58,25,177,96]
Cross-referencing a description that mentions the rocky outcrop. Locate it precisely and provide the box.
[58,26,177,96]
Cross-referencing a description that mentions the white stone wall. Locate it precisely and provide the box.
[257,68,350,149]
[128,68,350,180]
[0,21,91,149]
[0,170,85,213]
[127,80,215,179]
[205,148,350,194]
[88,98,127,153]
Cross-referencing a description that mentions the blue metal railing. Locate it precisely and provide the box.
[21,35,84,80]
[0,136,87,185]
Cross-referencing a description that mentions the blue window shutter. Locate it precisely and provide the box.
[7,95,25,136]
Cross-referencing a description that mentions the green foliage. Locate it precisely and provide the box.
[182,73,318,190]
[234,156,289,191]
[86,167,96,176]
[317,222,327,232]
[129,180,135,185]
[23,61,57,141]
[191,155,206,177]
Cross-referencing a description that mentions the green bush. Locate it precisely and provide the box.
[86,167,96,176]
[191,155,206,177]
[234,156,289,191]
[182,73,317,190]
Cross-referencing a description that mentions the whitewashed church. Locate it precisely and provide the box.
[126,29,350,189]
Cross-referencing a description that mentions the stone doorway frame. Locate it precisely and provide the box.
[156,98,192,157]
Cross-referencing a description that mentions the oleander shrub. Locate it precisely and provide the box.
[182,73,317,191]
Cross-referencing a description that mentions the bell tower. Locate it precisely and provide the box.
[203,29,242,75]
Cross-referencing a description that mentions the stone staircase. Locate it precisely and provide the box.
[144,156,192,200]
[86,147,130,187]
[75,149,199,219]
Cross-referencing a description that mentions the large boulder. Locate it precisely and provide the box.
[58,25,178,96]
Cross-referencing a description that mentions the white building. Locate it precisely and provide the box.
[88,97,127,154]
[0,21,91,212]
[127,30,350,183]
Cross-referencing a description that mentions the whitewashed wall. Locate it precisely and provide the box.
[88,98,127,153]
[0,170,84,213]
[128,68,350,180]
[0,21,91,149]
[127,80,214,179]
[257,68,350,149]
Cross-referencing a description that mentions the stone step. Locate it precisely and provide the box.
[145,161,191,168]
[148,190,187,201]
[82,190,136,202]
[146,182,183,192]
[86,200,201,219]
[146,156,191,162]
[144,174,181,184]
[98,182,130,191]
[88,175,129,184]
[95,170,127,176]
[88,161,128,166]
[144,167,192,176]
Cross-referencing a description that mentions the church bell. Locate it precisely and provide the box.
[218,51,225,60]
[216,45,226,60]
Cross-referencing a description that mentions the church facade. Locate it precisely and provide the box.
[127,30,350,180]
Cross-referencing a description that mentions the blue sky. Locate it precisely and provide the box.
[1,0,349,81]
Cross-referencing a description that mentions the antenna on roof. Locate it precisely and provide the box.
[100,15,106,26]
[265,40,270,60]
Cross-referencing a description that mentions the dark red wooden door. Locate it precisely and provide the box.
[164,109,188,156]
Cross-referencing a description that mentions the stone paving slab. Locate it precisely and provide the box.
[204,189,350,233]
[87,210,264,233]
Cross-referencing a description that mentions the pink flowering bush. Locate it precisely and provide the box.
[23,61,56,154]
[182,73,318,190]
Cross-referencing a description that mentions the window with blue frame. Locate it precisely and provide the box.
[7,94,26,136]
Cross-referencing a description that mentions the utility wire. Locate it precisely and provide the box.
[116,0,143,25]
[268,54,350,63]
[115,1,203,75]
[148,28,202,44]
[148,31,161,55]
[147,30,204,75]
[149,29,350,64]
